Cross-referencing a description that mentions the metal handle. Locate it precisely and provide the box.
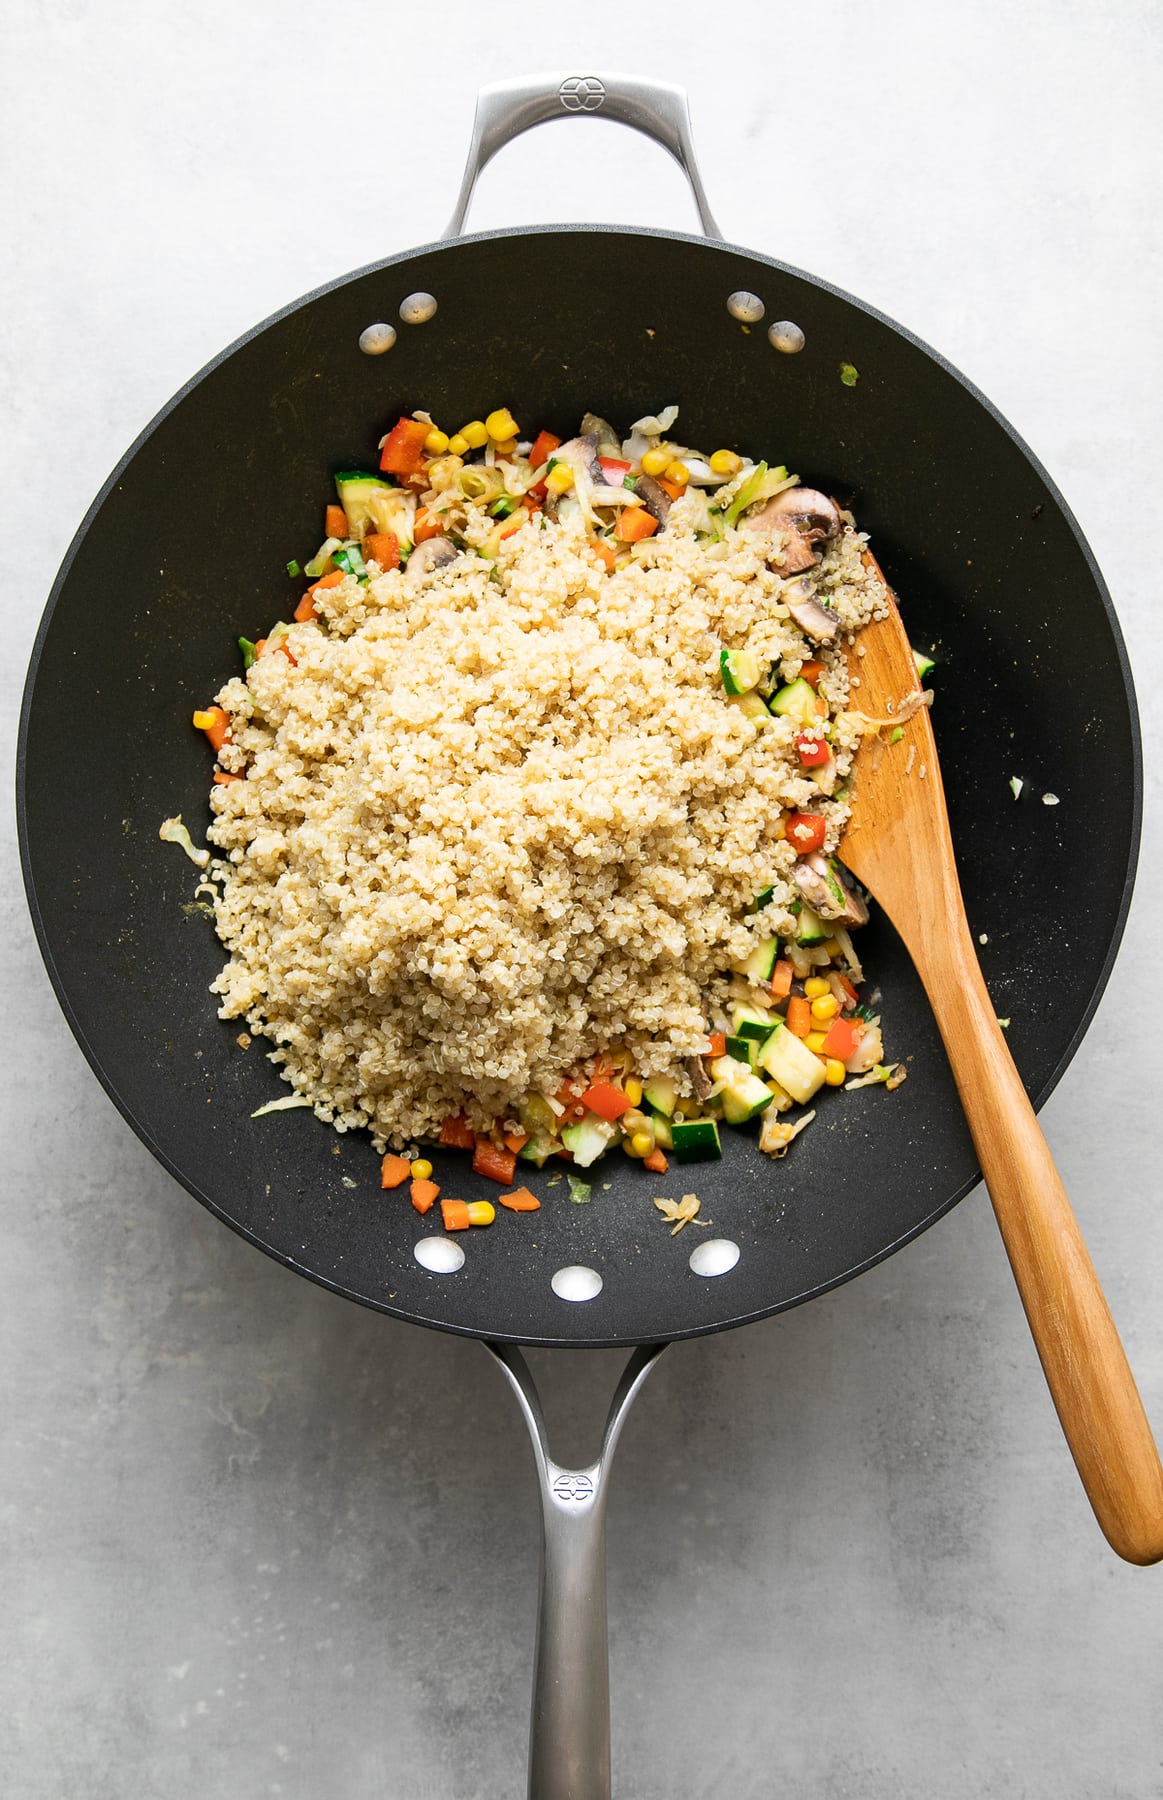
[444,72,721,240]
[486,1341,667,1800]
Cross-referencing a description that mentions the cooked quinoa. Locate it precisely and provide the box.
[205,497,888,1149]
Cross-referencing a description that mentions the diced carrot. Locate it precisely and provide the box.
[379,416,430,477]
[308,569,345,595]
[705,1033,727,1058]
[822,1016,863,1062]
[579,1081,633,1122]
[522,493,542,515]
[362,530,399,570]
[439,1114,476,1151]
[473,1141,517,1185]
[441,1198,471,1231]
[615,507,658,543]
[277,644,298,666]
[254,638,267,657]
[786,995,812,1038]
[193,705,231,753]
[656,477,685,501]
[294,593,318,623]
[498,1187,541,1212]
[643,1148,669,1174]
[410,1178,440,1214]
[588,537,617,572]
[213,770,242,786]
[801,659,825,687]
[835,972,859,1006]
[770,960,794,1001]
[325,504,349,539]
[413,507,443,543]
[503,1131,529,1153]
[380,1153,411,1189]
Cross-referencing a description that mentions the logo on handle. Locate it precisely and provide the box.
[558,76,606,113]
[552,1472,595,1503]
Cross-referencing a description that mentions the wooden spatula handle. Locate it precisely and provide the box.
[923,918,1163,1564]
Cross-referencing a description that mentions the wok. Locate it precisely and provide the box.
[17,71,1146,1797]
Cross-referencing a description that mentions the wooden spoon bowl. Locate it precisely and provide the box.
[839,556,1163,1565]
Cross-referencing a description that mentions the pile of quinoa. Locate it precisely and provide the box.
[205,498,888,1149]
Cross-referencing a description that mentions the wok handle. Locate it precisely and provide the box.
[485,1341,667,1800]
[920,915,1163,1565]
[443,72,721,239]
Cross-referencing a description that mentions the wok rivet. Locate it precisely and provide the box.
[727,290,765,324]
[414,1236,465,1274]
[358,322,397,356]
[768,320,806,354]
[550,1265,603,1303]
[688,1238,741,1278]
[399,292,438,325]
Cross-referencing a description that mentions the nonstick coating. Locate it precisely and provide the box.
[18,226,1140,1347]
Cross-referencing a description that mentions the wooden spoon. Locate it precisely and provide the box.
[838,556,1163,1565]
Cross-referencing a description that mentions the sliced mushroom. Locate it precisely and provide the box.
[633,472,672,528]
[579,413,622,456]
[746,486,842,573]
[406,536,459,577]
[782,579,840,643]
[686,1055,714,1102]
[554,433,605,489]
[791,853,869,927]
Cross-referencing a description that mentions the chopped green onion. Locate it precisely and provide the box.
[1010,777,1024,800]
[567,1176,592,1205]
[489,495,518,517]
[840,363,860,387]
[997,1017,1011,1030]
[238,636,257,669]
[889,726,904,744]
[286,559,302,578]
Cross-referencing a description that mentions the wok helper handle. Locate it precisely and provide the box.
[486,1342,666,1799]
[915,906,1163,1565]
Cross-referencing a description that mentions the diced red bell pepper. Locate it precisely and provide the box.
[379,416,430,477]
[785,812,827,855]
[599,456,632,484]
[530,429,561,468]
[579,1081,634,1122]
[439,1114,476,1151]
[795,733,831,768]
[822,1016,863,1062]
[472,1141,517,1185]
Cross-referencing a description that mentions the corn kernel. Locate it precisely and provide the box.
[459,419,489,449]
[804,976,831,999]
[485,407,518,441]
[623,1076,643,1106]
[709,448,743,477]
[641,447,670,476]
[630,1129,655,1158]
[466,1200,495,1226]
[423,428,449,455]
[810,994,839,1022]
[623,1135,645,1158]
[824,1059,847,1086]
[410,1158,433,1180]
[192,710,216,730]
[805,1031,829,1054]
[447,433,469,457]
[493,438,517,457]
[664,459,690,486]
[545,465,574,496]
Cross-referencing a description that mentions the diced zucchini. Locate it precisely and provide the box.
[725,1033,758,1068]
[730,1002,774,1042]
[769,677,819,726]
[710,1057,775,1124]
[757,1023,826,1105]
[728,691,771,726]
[737,936,778,983]
[651,1115,673,1151]
[335,471,416,548]
[796,904,828,946]
[751,885,774,913]
[560,1115,617,1168]
[670,1118,722,1162]
[720,646,762,695]
[642,1074,678,1117]
[912,647,935,679]
[518,1134,558,1167]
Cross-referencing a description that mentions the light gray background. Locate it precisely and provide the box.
[3,3,1161,1795]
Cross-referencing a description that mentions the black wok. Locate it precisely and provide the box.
[16,67,1144,1796]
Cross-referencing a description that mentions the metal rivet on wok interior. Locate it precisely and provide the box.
[726,290,765,323]
[768,320,806,354]
[358,322,397,355]
[399,292,438,325]
[414,1236,465,1274]
[689,1238,741,1278]
[551,1265,603,1303]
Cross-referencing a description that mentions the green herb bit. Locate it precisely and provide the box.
[567,1176,592,1205]
[889,726,904,744]
[239,636,257,669]
[286,559,302,578]
[840,363,860,387]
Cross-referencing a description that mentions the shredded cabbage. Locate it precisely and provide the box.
[159,816,210,869]
[250,1095,313,1118]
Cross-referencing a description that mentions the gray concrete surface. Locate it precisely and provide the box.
[3,2,1162,1794]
